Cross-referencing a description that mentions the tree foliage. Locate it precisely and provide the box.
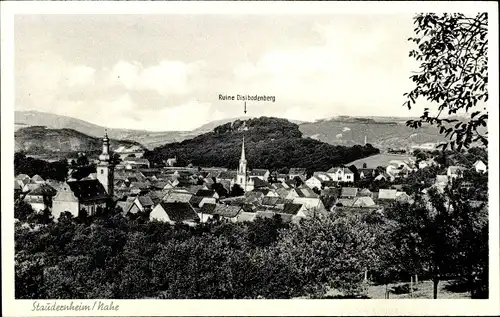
[15,211,384,299]
[404,13,488,150]
[229,184,245,197]
[382,170,488,299]
[15,152,69,182]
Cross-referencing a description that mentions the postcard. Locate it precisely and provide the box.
[1,1,499,316]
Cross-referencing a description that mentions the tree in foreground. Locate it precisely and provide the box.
[229,184,245,197]
[404,13,488,150]
[384,169,488,299]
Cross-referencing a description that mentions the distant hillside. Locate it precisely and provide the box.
[15,111,306,149]
[15,126,145,155]
[299,116,448,150]
[18,111,474,151]
[146,117,380,173]
[15,111,189,148]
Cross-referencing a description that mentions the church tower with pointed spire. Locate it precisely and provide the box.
[236,136,247,191]
[96,130,114,197]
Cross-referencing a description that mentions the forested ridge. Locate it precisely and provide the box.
[146,117,380,172]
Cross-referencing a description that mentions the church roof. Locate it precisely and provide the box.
[67,180,109,201]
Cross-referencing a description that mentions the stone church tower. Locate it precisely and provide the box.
[96,130,114,197]
[236,137,248,191]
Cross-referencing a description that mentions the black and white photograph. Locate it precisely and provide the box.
[1,1,499,316]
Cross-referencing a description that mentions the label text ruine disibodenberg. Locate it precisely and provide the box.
[219,94,276,102]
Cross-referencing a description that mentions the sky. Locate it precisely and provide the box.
[15,14,428,131]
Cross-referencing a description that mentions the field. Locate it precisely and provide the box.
[368,280,471,299]
[346,153,416,169]
[324,279,471,299]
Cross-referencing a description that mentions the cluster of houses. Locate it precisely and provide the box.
[15,132,488,226]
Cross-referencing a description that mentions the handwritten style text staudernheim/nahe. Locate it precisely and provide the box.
[32,300,119,312]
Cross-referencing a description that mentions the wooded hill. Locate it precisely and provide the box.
[146,117,380,173]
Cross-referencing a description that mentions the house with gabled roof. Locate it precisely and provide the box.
[197,203,243,223]
[22,183,41,193]
[162,189,193,203]
[248,169,270,181]
[473,160,487,174]
[30,174,45,184]
[337,196,375,208]
[327,167,355,183]
[305,175,323,190]
[280,203,308,223]
[195,189,219,199]
[288,168,307,181]
[265,189,280,197]
[150,201,199,226]
[236,211,257,222]
[16,175,31,189]
[251,177,271,189]
[23,184,57,211]
[357,188,373,197]
[189,195,216,208]
[116,199,134,215]
[374,172,395,182]
[122,157,151,169]
[286,187,318,200]
[213,204,243,222]
[275,188,291,199]
[261,196,285,207]
[216,170,237,182]
[198,203,217,222]
[129,195,155,214]
[341,187,358,198]
[16,173,30,182]
[395,192,412,204]
[244,190,265,203]
[352,196,376,207]
[378,189,398,200]
[293,195,325,212]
